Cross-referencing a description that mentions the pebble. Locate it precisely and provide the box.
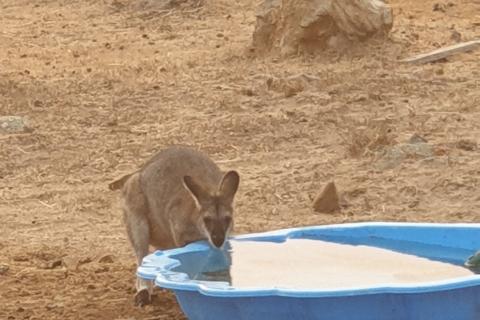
[313,181,341,213]
[0,116,33,133]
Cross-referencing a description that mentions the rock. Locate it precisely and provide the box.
[240,87,255,97]
[252,0,393,55]
[375,136,434,170]
[45,302,64,310]
[0,116,33,134]
[456,139,477,151]
[95,266,109,273]
[267,76,305,97]
[40,259,63,270]
[433,3,446,12]
[408,133,427,144]
[134,0,200,10]
[62,256,80,271]
[64,256,93,270]
[266,74,318,97]
[0,264,9,275]
[313,181,341,213]
[450,30,462,43]
[98,254,115,264]
[13,255,29,262]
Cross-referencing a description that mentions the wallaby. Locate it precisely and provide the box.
[109,145,240,306]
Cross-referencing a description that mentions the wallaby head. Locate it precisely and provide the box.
[183,170,240,248]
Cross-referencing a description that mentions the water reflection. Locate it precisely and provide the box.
[177,241,233,284]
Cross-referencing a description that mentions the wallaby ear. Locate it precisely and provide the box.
[218,171,240,203]
[183,176,210,208]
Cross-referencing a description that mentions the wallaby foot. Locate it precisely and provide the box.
[134,289,151,307]
[135,277,153,307]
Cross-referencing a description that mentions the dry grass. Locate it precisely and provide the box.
[1,0,480,319]
[338,118,397,158]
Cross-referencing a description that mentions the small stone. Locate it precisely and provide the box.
[313,181,341,213]
[41,259,63,269]
[62,256,92,271]
[0,264,9,275]
[94,265,109,273]
[456,139,477,151]
[240,87,255,96]
[13,255,29,262]
[408,133,427,144]
[433,3,446,12]
[33,100,43,108]
[267,76,306,97]
[450,30,462,42]
[79,257,93,265]
[98,254,115,264]
[62,256,80,270]
[45,303,61,310]
[433,145,449,156]
[375,140,434,170]
[0,116,33,134]
[106,118,118,126]
[353,93,368,102]
[408,199,420,208]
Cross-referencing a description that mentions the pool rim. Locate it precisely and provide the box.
[137,221,480,298]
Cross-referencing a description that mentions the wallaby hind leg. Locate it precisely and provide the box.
[121,173,153,306]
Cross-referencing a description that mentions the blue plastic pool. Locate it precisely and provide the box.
[138,222,480,320]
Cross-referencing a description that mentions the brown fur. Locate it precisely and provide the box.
[110,145,240,306]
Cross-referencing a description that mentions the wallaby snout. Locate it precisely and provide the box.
[202,215,232,248]
[211,229,226,248]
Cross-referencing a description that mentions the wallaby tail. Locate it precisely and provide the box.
[108,173,135,191]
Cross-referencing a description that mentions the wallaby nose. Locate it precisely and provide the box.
[211,234,225,248]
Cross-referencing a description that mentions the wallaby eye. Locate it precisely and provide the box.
[203,216,213,226]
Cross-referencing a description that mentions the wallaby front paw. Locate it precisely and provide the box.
[134,289,151,307]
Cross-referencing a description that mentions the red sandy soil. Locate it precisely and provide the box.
[1,0,479,319]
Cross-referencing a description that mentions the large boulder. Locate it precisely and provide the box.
[252,0,393,55]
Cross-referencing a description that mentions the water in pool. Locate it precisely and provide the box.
[176,239,475,289]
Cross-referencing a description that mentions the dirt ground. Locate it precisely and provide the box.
[0,0,479,319]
